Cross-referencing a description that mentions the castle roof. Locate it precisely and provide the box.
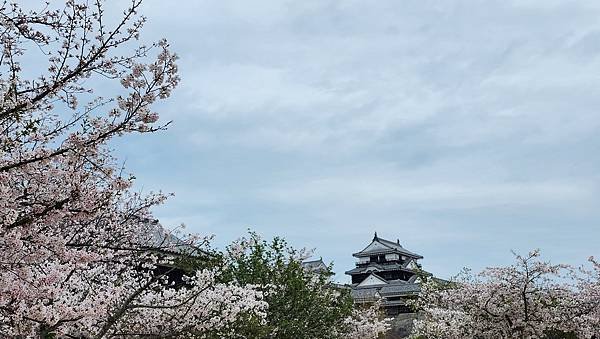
[141,218,209,257]
[352,232,423,259]
[351,279,421,301]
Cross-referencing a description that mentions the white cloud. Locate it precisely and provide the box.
[115,0,600,278]
[258,165,592,210]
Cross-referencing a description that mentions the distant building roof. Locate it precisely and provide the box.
[141,219,207,257]
[301,258,331,275]
[353,232,423,259]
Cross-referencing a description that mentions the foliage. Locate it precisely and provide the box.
[221,232,390,339]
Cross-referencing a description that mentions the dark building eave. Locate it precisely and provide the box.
[352,250,423,259]
[345,266,422,276]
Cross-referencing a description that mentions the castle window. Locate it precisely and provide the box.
[385,253,399,261]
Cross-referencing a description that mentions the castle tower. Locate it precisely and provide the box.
[345,232,427,315]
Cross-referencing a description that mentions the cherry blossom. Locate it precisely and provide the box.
[341,301,391,339]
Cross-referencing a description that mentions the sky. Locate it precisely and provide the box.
[110,0,600,282]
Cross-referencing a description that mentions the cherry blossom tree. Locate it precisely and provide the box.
[0,1,266,337]
[411,250,600,339]
[573,257,600,338]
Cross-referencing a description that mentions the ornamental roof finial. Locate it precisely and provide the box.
[373,231,378,240]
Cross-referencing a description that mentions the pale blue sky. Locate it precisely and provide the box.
[113,0,600,281]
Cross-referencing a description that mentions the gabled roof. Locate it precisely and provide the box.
[356,273,388,287]
[353,232,423,259]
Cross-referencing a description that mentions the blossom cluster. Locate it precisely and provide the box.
[341,301,392,339]
[411,250,600,339]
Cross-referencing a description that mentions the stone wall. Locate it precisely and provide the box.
[385,313,417,339]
